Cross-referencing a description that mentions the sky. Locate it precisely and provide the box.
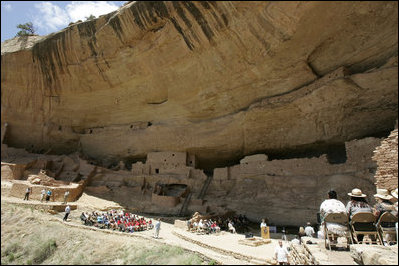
[1,1,127,42]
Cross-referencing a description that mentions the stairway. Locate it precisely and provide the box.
[197,175,213,199]
[178,192,192,216]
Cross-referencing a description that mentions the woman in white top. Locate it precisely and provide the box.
[319,190,347,235]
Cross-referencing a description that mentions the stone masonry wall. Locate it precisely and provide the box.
[372,123,398,191]
[208,137,382,226]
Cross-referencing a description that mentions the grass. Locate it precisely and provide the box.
[1,201,215,265]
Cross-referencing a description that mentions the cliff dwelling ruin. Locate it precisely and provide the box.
[1,1,398,228]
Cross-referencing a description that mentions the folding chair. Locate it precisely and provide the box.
[323,212,353,250]
[350,212,380,244]
[376,212,397,245]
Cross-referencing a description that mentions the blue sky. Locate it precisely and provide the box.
[1,1,127,42]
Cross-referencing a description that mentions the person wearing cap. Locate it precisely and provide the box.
[346,188,372,219]
[373,188,396,218]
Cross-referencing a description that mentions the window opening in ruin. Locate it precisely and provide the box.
[155,168,159,174]
[190,161,192,164]
[130,125,133,128]
[58,126,62,131]
[172,154,175,156]
[89,129,93,134]
[147,122,152,127]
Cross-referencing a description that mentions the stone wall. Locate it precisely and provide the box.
[372,123,398,191]
[207,137,382,226]
[151,193,180,208]
[147,151,187,167]
[9,180,83,202]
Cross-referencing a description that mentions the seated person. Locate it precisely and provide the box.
[304,222,315,237]
[373,189,396,219]
[228,220,236,234]
[346,188,373,219]
[320,190,348,243]
[104,216,110,229]
[80,212,89,225]
[197,220,204,232]
[192,221,198,232]
[374,189,396,244]
[346,188,374,242]
[298,227,306,239]
[210,221,220,233]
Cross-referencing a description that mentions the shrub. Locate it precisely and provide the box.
[32,239,57,264]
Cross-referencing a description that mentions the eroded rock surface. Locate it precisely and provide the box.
[1,1,397,168]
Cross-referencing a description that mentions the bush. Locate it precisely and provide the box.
[32,239,57,264]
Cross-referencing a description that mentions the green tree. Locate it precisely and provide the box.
[16,22,36,37]
[85,14,96,21]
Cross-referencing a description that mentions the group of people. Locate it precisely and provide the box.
[319,187,398,244]
[187,218,221,234]
[23,186,70,204]
[187,214,250,235]
[79,209,160,235]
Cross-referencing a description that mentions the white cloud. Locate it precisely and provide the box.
[34,2,70,32]
[4,3,12,11]
[33,1,121,35]
[66,1,120,22]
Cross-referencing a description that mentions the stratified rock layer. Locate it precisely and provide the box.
[1,1,398,168]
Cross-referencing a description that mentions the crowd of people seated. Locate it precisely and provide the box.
[317,187,398,245]
[80,209,154,233]
[186,214,250,234]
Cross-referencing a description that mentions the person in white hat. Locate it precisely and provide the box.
[373,188,395,219]
[346,188,374,243]
[391,188,398,201]
[390,188,398,243]
[346,188,372,219]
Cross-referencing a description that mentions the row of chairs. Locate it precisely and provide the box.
[323,211,397,250]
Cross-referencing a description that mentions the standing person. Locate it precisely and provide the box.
[154,219,161,238]
[46,189,52,202]
[63,190,70,204]
[304,222,315,237]
[281,227,287,241]
[23,187,31,201]
[274,240,290,265]
[63,205,71,222]
[260,218,268,238]
[40,188,46,202]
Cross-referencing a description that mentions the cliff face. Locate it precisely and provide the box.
[1,1,398,168]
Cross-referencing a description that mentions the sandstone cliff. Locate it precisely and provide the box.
[1,1,398,169]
